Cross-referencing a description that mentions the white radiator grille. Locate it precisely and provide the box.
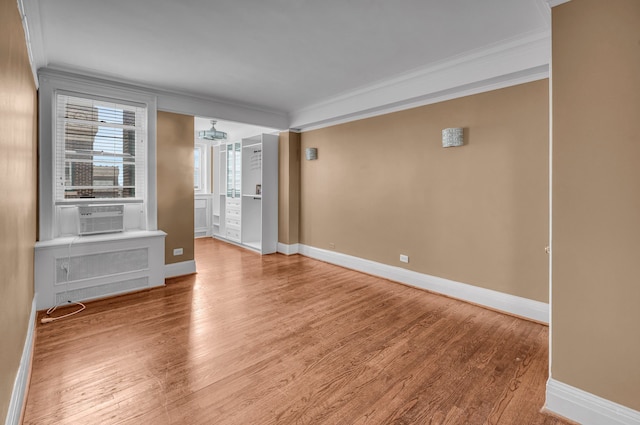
[56,248,148,283]
[55,277,149,304]
[195,207,207,229]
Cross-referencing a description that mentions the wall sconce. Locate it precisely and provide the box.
[305,147,318,160]
[442,128,464,148]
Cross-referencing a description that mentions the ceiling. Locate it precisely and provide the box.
[22,0,552,129]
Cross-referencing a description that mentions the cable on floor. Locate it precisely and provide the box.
[41,235,86,324]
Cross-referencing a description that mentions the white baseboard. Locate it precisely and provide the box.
[277,243,300,255]
[164,260,196,278]
[545,378,640,425]
[297,244,549,324]
[6,296,37,425]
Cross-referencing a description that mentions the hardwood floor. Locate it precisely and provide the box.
[23,238,572,425]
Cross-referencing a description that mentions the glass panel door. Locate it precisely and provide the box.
[234,142,241,198]
[226,143,233,197]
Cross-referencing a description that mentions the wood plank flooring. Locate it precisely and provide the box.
[23,238,573,425]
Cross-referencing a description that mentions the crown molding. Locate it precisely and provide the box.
[23,0,553,132]
[295,66,549,133]
[17,0,46,87]
[22,0,288,130]
[39,67,289,130]
[289,30,551,130]
[546,0,571,7]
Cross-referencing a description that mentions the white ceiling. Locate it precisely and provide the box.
[23,0,552,129]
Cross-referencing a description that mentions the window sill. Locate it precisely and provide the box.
[55,198,145,206]
[35,230,167,250]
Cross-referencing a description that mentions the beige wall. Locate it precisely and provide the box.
[278,131,301,245]
[0,0,38,420]
[157,111,195,265]
[300,80,549,303]
[552,0,640,410]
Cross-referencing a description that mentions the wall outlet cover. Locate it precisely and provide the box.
[400,254,409,263]
[173,248,184,256]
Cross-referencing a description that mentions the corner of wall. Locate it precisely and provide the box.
[278,130,301,246]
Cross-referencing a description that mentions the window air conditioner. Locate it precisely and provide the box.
[77,204,125,235]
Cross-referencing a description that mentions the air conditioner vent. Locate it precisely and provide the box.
[77,204,124,235]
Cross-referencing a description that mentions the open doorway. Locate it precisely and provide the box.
[193,117,279,239]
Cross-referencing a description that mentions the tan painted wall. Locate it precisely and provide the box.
[0,0,38,420]
[552,0,640,410]
[300,80,549,303]
[278,131,300,245]
[157,112,195,265]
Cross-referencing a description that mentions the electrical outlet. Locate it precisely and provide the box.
[400,254,409,263]
[329,243,335,249]
[173,248,183,256]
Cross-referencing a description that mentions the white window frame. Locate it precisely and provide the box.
[38,69,158,241]
[194,144,203,192]
[194,140,211,194]
[54,93,147,203]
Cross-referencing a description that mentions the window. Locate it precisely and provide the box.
[194,145,202,190]
[39,70,158,241]
[194,141,210,193]
[55,93,147,201]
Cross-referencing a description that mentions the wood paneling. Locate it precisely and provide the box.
[23,239,571,424]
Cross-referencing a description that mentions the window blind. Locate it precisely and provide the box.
[55,93,147,202]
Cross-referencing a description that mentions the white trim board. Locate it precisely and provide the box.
[277,243,300,256]
[165,260,196,279]
[21,1,552,132]
[546,0,571,7]
[297,244,549,324]
[293,66,549,133]
[5,296,37,425]
[37,70,160,241]
[290,30,550,130]
[16,0,44,87]
[545,379,640,425]
[36,67,288,130]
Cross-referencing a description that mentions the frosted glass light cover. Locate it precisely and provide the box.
[442,128,464,147]
[305,147,318,160]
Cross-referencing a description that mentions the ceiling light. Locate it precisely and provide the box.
[197,120,228,140]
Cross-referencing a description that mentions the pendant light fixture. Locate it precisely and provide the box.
[197,120,228,141]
